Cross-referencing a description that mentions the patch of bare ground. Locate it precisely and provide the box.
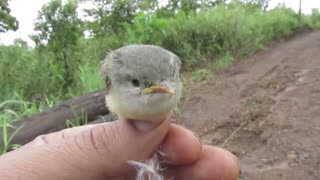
[177,30,320,179]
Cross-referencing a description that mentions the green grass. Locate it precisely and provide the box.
[191,68,211,81]
[0,117,22,154]
[311,8,320,27]
[125,2,316,68]
[214,52,234,70]
[0,96,58,153]
[66,112,88,128]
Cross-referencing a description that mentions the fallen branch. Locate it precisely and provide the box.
[0,89,109,147]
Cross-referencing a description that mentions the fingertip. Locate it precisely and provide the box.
[172,145,240,180]
[207,146,240,180]
[160,124,202,165]
[224,148,241,176]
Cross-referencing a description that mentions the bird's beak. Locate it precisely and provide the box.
[142,81,175,95]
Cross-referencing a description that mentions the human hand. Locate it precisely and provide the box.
[0,118,240,180]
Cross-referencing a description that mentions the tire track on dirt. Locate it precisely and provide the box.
[178,30,320,180]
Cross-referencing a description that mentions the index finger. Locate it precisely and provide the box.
[165,145,240,180]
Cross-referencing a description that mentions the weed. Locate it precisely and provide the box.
[214,52,234,70]
[192,68,211,81]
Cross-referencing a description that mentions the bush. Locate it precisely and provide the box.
[125,2,309,68]
[311,8,320,27]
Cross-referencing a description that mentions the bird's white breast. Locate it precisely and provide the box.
[106,88,180,121]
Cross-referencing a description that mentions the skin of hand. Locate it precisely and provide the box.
[0,118,240,180]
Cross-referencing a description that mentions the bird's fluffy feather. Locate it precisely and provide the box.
[100,44,182,121]
[99,44,183,180]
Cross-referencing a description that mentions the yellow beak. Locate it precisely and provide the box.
[142,81,175,95]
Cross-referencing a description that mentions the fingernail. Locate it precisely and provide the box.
[131,118,165,132]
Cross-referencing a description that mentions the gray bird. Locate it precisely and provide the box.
[100,44,182,122]
[99,44,183,180]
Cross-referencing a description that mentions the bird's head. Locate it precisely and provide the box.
[100,45,182,121]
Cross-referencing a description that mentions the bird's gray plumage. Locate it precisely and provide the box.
[99,44,183,180]
[99,44,182,121]
[100,45,181,90]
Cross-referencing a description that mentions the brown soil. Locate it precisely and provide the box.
[177,30,320,179]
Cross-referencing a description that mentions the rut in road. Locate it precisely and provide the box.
[177,30,320,180]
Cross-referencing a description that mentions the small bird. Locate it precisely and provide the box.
[99,45,183,179]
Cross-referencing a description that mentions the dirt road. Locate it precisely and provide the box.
[178,30,320,179]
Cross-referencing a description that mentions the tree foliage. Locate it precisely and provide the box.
[31,0,83,88]
[0,0,18,32]
[81,0,142,36]
[81,0,227,37]
[241,0,269,10]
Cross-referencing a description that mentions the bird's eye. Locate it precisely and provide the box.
[131,79,140,87]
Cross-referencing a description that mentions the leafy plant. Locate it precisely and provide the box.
[214,52,234,70]
[192,68,211,81]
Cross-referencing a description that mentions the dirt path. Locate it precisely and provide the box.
[178,30,320,179]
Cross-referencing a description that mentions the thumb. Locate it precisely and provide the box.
[0,118,170,180]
